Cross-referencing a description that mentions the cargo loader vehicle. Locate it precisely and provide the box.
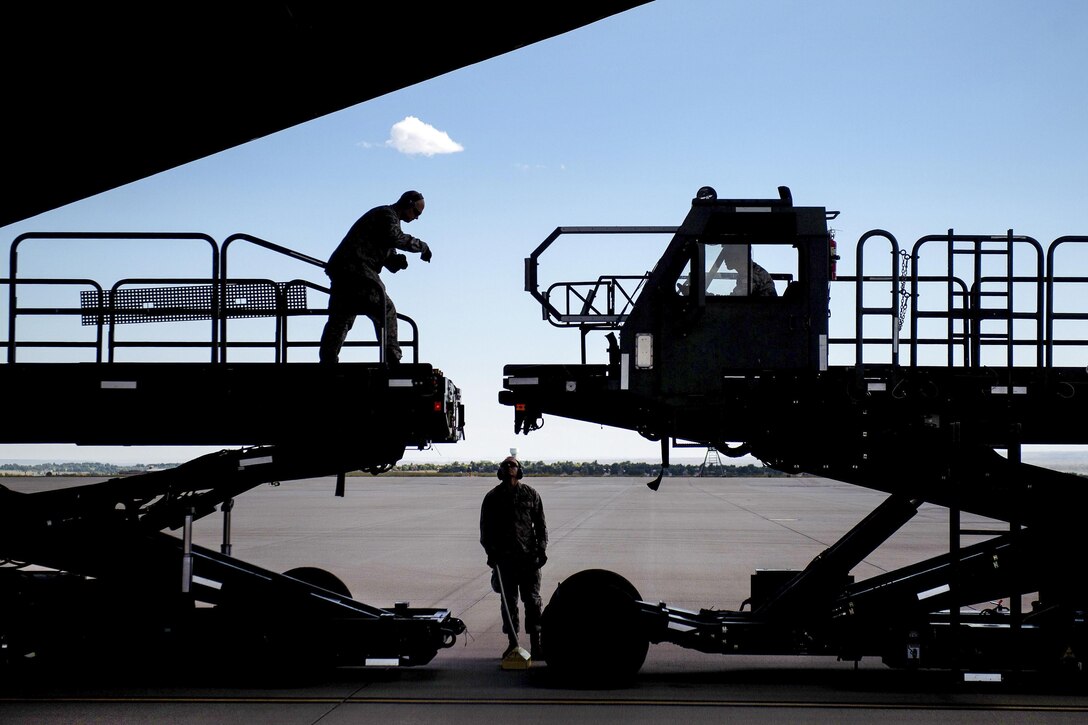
[0,231,466,676]
[501,185,1088,685]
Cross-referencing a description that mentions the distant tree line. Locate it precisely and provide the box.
[0,460,791,478]
[0,462,177,476]
[392,460,791,477]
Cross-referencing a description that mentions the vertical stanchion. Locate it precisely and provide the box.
[181,507,194,593]
[221,498,234,556]
[949,503,960,681]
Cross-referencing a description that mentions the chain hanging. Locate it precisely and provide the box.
[898,250,912,332]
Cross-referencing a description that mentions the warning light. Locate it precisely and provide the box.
[515,403,526,411]
[433,401,442,412]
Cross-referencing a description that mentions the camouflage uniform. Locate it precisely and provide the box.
[732,261,778,297]
[319,203,429,363]
[480,475,548,640]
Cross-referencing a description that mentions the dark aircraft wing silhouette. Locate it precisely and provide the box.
[2,1,651,227]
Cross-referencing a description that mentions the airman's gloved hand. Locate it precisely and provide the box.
[419,242,432,262]
[385,253,408,273]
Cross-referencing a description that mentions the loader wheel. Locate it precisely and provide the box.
[241,567,353,682]
[215,567,352,683]
[283,567,352,599]
[541,569,649,687]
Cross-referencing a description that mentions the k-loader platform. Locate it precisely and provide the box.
[0,231,465,678]
[501,185,1088,686]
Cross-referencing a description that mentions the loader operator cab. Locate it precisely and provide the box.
[619,186,832,399]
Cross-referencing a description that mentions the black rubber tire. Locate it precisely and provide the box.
[541,569,649,687]
[282,566,352,599]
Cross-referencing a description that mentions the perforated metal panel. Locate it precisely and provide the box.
[80,282,308,325]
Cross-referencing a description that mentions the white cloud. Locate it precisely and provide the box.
[385,116,464,156]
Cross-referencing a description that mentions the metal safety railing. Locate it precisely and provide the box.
[522,222,1088,373]
[3,231,419,364]
[834,230,1087,372]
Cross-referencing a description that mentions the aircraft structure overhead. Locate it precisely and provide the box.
[2,1,652,227]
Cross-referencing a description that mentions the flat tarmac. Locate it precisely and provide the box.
[2,473,1087,723]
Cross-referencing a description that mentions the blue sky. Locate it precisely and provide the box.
[3,0,1088,466]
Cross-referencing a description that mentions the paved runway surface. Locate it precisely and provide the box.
[3,473,1087,723]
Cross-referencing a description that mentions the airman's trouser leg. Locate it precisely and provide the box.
[379,294,401,363]
[520,567,543,634]
[497,563,543,637]
[497,566,521,636]
[319,306,355,364]
[321,278,400,363]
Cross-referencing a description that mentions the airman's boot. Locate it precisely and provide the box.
[504,632,519,657]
